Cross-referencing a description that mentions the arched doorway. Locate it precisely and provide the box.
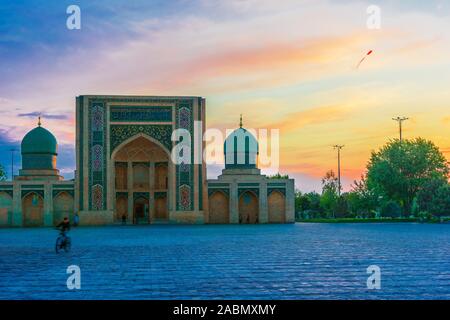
[53,191,74,225]
[115,195,128,221]
[0,192,13,226]
[154,194,168,220]
[268,190,286,223]
[112,135,171,224]
[133,196,149,224]
[23,192,44,227]
[209,191,230,224]
[155,163,168,190]
[239,191,259,224]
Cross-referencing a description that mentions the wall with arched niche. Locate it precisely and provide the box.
[115,195,128,221]
[0,192,13,226]
[23,192,44,227]
[208,191,230,224]
[239,191,259,224]
[268,190,286,223]
[53,192,74,226]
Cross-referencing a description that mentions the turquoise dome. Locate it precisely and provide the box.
[21,124,58,171]
[21,126,58,155]
[224,125,258,169]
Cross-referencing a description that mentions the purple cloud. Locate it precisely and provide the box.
[17,112,69,120]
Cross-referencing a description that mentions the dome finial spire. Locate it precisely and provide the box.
[38,114,41,127]
[239,114,243,128]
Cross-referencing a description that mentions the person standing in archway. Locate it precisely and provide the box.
[73,212,79,227]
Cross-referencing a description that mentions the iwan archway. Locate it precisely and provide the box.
[111,135,174,224]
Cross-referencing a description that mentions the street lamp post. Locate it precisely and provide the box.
[392,116,409,142]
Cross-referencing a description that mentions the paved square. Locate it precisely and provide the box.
[0,224,449,299]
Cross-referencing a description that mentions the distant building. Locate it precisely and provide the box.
[0,95,294,226]
[208,117,295,223]
[0,118,75,227]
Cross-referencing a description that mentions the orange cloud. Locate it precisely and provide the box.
[263,104,350,132]
[158,32,373,93]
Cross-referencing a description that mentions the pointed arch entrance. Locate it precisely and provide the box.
[111,135,173,224]
[239,191,259,224]
[268,190,286,223]
[209,190,230,224]
[22,192,44,227]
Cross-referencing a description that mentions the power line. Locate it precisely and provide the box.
[392,116,409,142]
[333,145,344,196]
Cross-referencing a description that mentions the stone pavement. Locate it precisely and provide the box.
[0,223,449,299]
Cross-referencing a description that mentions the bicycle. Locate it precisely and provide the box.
[55,230,71,253]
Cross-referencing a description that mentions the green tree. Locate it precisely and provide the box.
[295,191,322,219]
[416,179,443,213]
[430,184,450,217]
[346,175,378,218]
[0,164,6,181]
[334,195,349,218]
[322,170,339,194]
[320,170,339,217]
[417,180,450,217]
[366,138,449,215]
[380,200,402,218]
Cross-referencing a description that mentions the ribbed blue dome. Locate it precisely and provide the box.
[224,127,258,169]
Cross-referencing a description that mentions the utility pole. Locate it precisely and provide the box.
[9,148,16,180]
[392,116,409,142]
[333,145,344,196]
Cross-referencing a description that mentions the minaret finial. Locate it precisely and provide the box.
[38,114,41,127]
[239,114,243,128]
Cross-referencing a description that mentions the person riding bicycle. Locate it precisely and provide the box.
[56,217,71,239]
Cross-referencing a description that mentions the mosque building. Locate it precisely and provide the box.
[0,95,294,226]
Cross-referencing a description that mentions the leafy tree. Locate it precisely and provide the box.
[430,184,450,217]
[320,189,338,218]
[322,170,339,194]
[366,138,449,215]
[295,191,322,218]
[417,180,450,217]
[320,170,339,217]
[380,200,402,218]
[346,175,378,218]
[334,195,349,218]
[0,164,6,181]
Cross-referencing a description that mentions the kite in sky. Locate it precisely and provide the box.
[356,50,373,69]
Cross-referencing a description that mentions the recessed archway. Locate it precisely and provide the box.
[239,191,259,224]
[112,135,171,224]
[268,190,286,223]
[209,191,230,224]
[116,195,128,221]
[133,196,149,224]
[0,192,13,226]
[53,191,74,226]
[22,192,44,227]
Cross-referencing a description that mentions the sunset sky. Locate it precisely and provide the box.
[0,0,449,192]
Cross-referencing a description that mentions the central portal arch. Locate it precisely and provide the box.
[111,135,172,224]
